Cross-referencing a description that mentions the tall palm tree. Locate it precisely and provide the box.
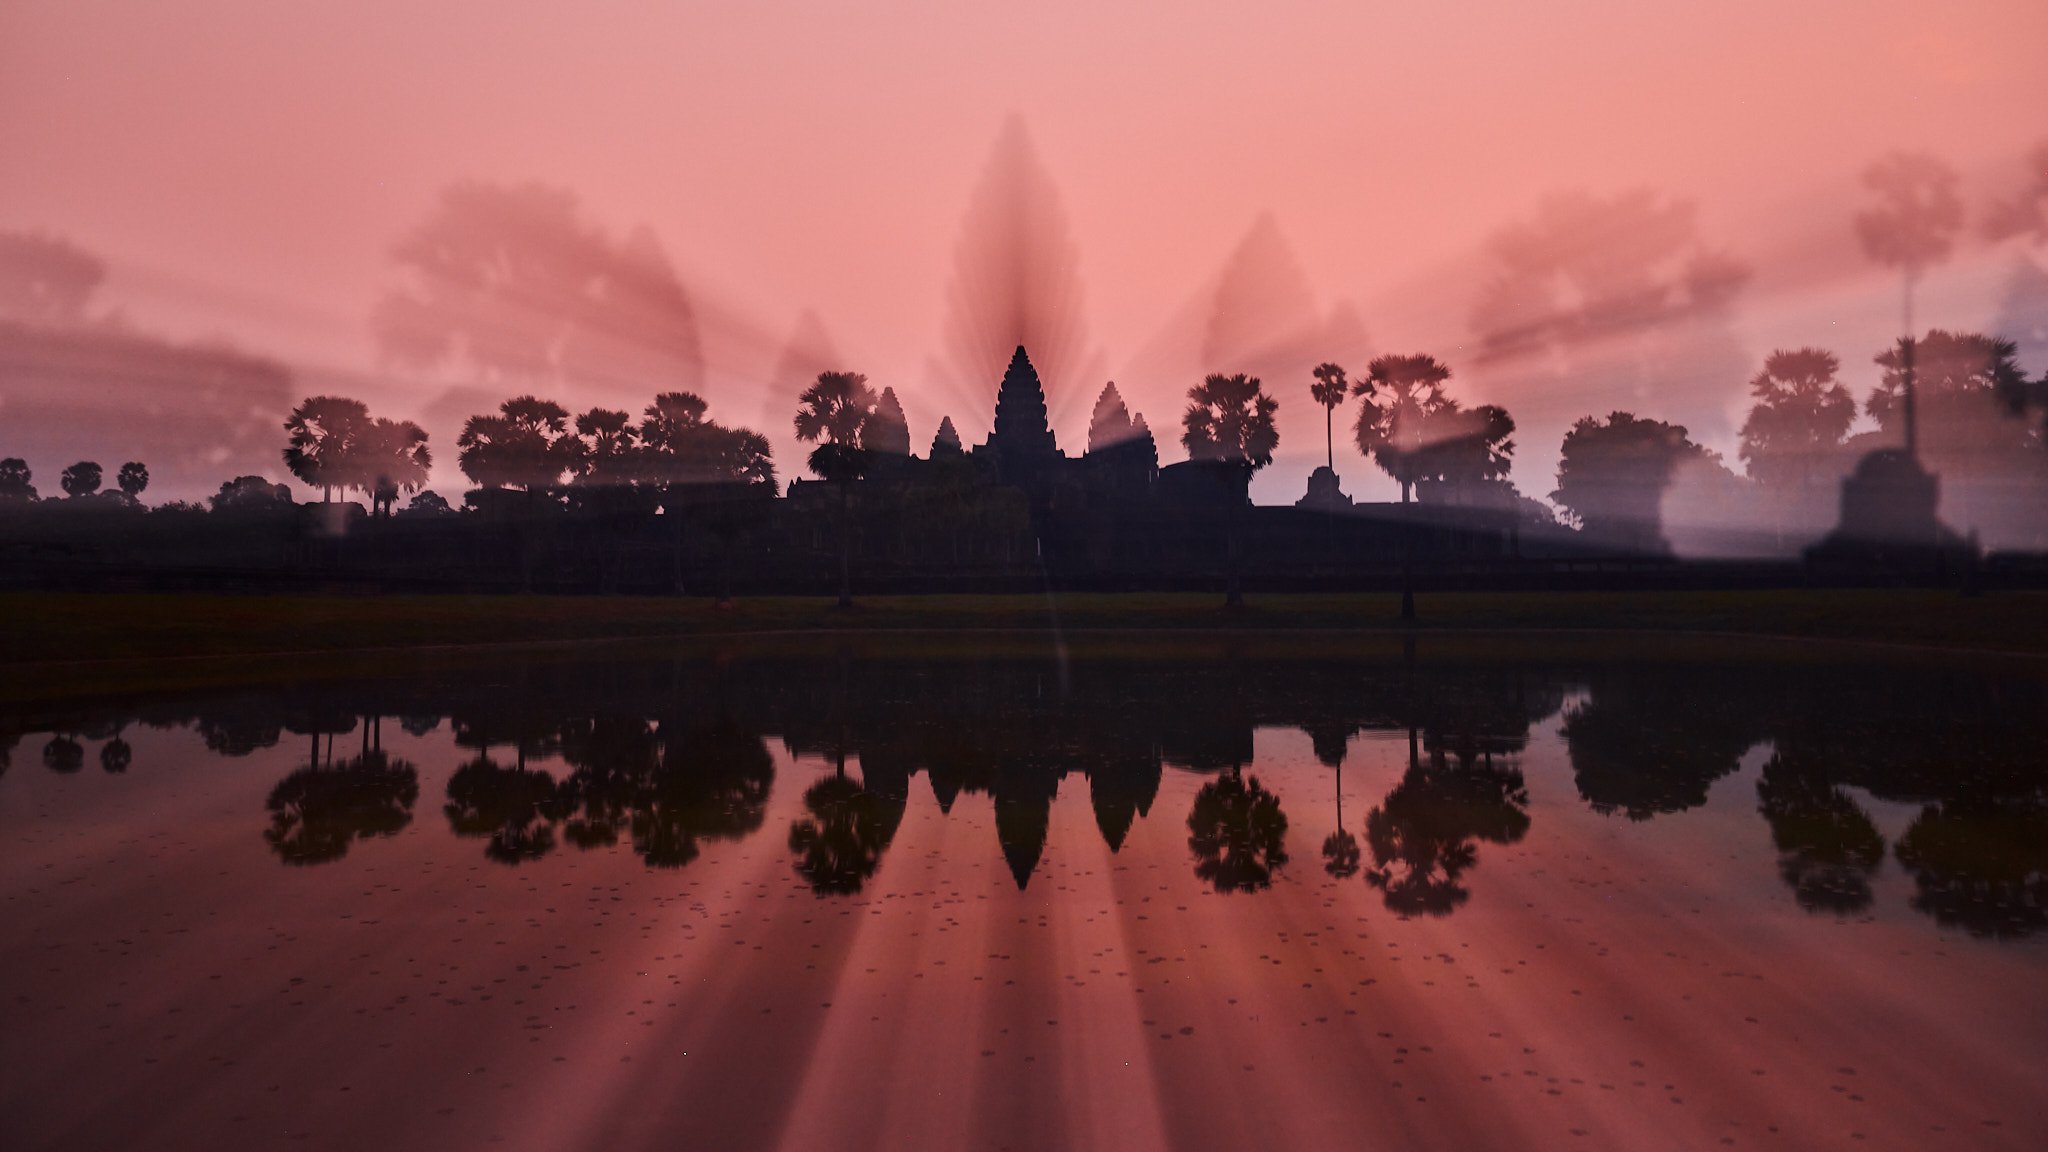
[1309,362,1348,473]
[1352,354,1455,503]
[115,462,149,503]
[793,371,876,609]
[284,395,372,502]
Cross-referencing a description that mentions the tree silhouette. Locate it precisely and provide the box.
[1182,372,1279,468]
[403,490,453,517]
[788,773,896,895]
[1739,349,1856,544]
[458,395,575,495]
[1352,354,1457,503]
[1561,672,1759,818]
[0,458,35,502]
[211,474,294,513]
[1182,373,1278,607]
[1309,362,1348,472]
[59,461,102,499]
[1552,412,1717,553]
[639,391,776,593]
[42,734,84,773]
[265,748,421,865]
[638,722,773,867]
[1894,796,2048,940]
[1362,723,1530,916]
[1417,402,1517,500]
[794,370,877,609]
[1303,720,1361,877]
[566,406,642,518]
[1856,151,1964,458]
[359,418,430,517]
[116,462,149,502]
[284,396,371,502]
[1866,330,2037,535]
[99,733,132,773]
[1755,751,1884,915]
[1187,769,1289,893]
[444,754,567,864]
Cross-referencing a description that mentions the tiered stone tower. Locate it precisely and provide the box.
[987,345,1060,486]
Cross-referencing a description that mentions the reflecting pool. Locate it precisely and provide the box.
[3,635,2045,1150]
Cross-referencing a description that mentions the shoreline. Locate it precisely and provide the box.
[5,589,2046,702]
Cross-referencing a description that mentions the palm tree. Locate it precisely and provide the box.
[1309,362,1348,472]
[116,462,149,503]
[0,458,35,502]
[457,395,574,497]
[1855,152,1964,459]
[638,392,776,595]
[58,461,102,499]
[793,371,877,608]
[1181,372,1279,607]
[363,418,431,517]
[1739,349,1856,545]
[1353,354,1456,503]
[443,754,566,864]
[284,396,372,502]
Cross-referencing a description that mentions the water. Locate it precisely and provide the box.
[3,634,2045,1150]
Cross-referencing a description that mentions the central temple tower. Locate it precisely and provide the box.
[985,345,1061,486]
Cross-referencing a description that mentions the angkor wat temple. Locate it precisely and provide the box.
[4,344,1537,595]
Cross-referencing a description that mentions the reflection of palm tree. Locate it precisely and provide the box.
[444,755,565,864]
[632,720,773,868]
[1756,752,1884,914]
[1309,720,1359,878]
[1187,768,1290,893]
[42,734,84,773]
[1894,796,2048,940]
[99,733,132,774]
[1363,726,1529,916]
[265,748,420,865]
[788,774,896,894]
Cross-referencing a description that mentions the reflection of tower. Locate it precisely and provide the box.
[985,345,1060,487]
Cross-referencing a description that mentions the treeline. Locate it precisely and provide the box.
[8,326,2045,557]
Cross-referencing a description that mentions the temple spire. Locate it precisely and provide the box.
[991,345,1057,460]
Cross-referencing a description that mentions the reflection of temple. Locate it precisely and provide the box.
[12,644,2044,931]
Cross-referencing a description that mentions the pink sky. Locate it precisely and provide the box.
[3,0,2045,502]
